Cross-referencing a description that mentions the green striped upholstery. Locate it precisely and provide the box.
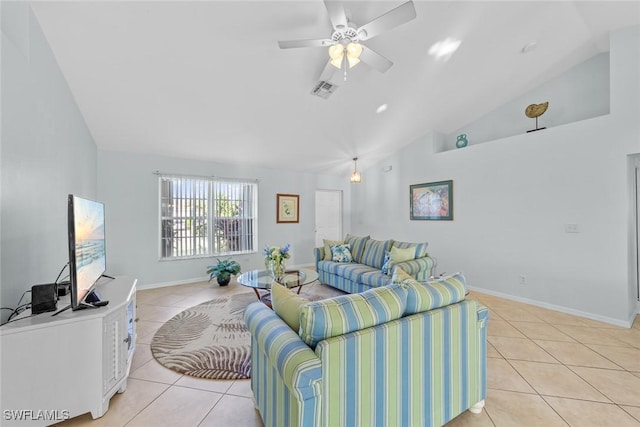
[392,269,467,315]
[245,297,489,427]
[344,234,370,263]
[299,283,407,348]
[360,239,393,269]
[313,246,436,293]
[245,303,322,427]
[389,257,436,281]
[316,299,486,427]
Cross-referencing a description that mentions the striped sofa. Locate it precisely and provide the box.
[314,235,437,294]
[244,272,489,427]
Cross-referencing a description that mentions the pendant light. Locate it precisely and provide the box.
[350,157,361,183]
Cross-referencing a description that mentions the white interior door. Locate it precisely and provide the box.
[315,190,342,247]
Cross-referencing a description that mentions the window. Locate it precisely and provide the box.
[159,174,257,259]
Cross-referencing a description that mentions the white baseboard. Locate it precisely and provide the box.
[137,276,210,291]
[135,263,317,292]
[467,285,634,328]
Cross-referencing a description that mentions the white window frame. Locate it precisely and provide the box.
[158,173,258,260]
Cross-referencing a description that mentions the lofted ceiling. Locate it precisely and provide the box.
[29,1,640,177]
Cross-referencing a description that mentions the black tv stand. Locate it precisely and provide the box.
[101,274,115,280]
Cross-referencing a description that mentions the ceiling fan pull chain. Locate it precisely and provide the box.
[343,57,348,81]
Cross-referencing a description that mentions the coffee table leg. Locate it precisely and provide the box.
[252,288,261,300]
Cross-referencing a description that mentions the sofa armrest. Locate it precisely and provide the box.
[314,247,324,263]
[244,302,322,401]
[390,256,436,281]
[477,303,489,328]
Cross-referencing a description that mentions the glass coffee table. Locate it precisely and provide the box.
[237,268,319,307]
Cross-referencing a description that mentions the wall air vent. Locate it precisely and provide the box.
[311,81,338,99]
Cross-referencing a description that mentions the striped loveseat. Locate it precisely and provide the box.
[314,235,437,294]
[244,272,488,427]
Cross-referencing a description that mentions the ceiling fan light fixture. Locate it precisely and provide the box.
[329,44,345,68]
[346,42,363,68]
[346,42,362,58]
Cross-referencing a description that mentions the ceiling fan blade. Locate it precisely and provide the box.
[359,46,393,73]
[319,60,338,82]
[356,0,417,41]
[324,0,348,31]
[278,39,334,49]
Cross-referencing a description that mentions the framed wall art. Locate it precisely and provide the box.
[276,194,299,223]
[410,180,453,220]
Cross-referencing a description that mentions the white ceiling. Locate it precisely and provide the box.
[30,1,640,177]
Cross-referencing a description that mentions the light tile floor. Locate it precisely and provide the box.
[56,280,640,427]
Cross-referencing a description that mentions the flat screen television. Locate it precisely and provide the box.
[68,194,106,310]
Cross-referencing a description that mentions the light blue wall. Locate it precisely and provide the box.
[97,150,350,288]
[352,25,640,326]
[1,3,97,320]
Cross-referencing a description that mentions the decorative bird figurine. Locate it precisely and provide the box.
[525,101,549,132]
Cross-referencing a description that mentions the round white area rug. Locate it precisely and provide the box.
[151,292,255,380]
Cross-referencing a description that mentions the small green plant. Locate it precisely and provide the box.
[206,258,241,286]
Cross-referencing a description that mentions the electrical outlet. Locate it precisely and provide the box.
[564,223,580,233]
[519,275,526,285]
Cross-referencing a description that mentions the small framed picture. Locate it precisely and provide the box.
[276,194,299,223]
[410,180,453,220]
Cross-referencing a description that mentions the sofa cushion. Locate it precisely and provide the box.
[331,263,377,282]
[323,239,344,261]
[299,283,407,348]
[330,243,353,262]
[392,269,467,315]
[344,234,370,263]
[393,241,429,258]
[358,270,392,288]
[360,239,393,269]
[271,281,310,332]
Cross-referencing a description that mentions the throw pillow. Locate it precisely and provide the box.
[392,269,467,315]
[393,241,429,258]
[298,283,408,348]
[381,251,391,274]
[323,239,344,261]
[382,246,417,275]
[344,234,370,263]
[330,243,353,263]
[271,281,310,332]
[360,239,393,269]
[389,245,416,263]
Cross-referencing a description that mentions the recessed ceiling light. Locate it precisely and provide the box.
[428,37,462,62]
[521,41,537,53]
[376,104,388,114]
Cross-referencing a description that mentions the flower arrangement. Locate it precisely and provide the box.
[263,243,291,263]
[263,244,291,281]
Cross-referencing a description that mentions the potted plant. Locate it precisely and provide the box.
[206,258,241,286]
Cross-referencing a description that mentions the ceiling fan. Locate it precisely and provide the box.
[278,0,417,82]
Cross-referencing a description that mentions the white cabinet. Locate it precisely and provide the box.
[0,276,136,426]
